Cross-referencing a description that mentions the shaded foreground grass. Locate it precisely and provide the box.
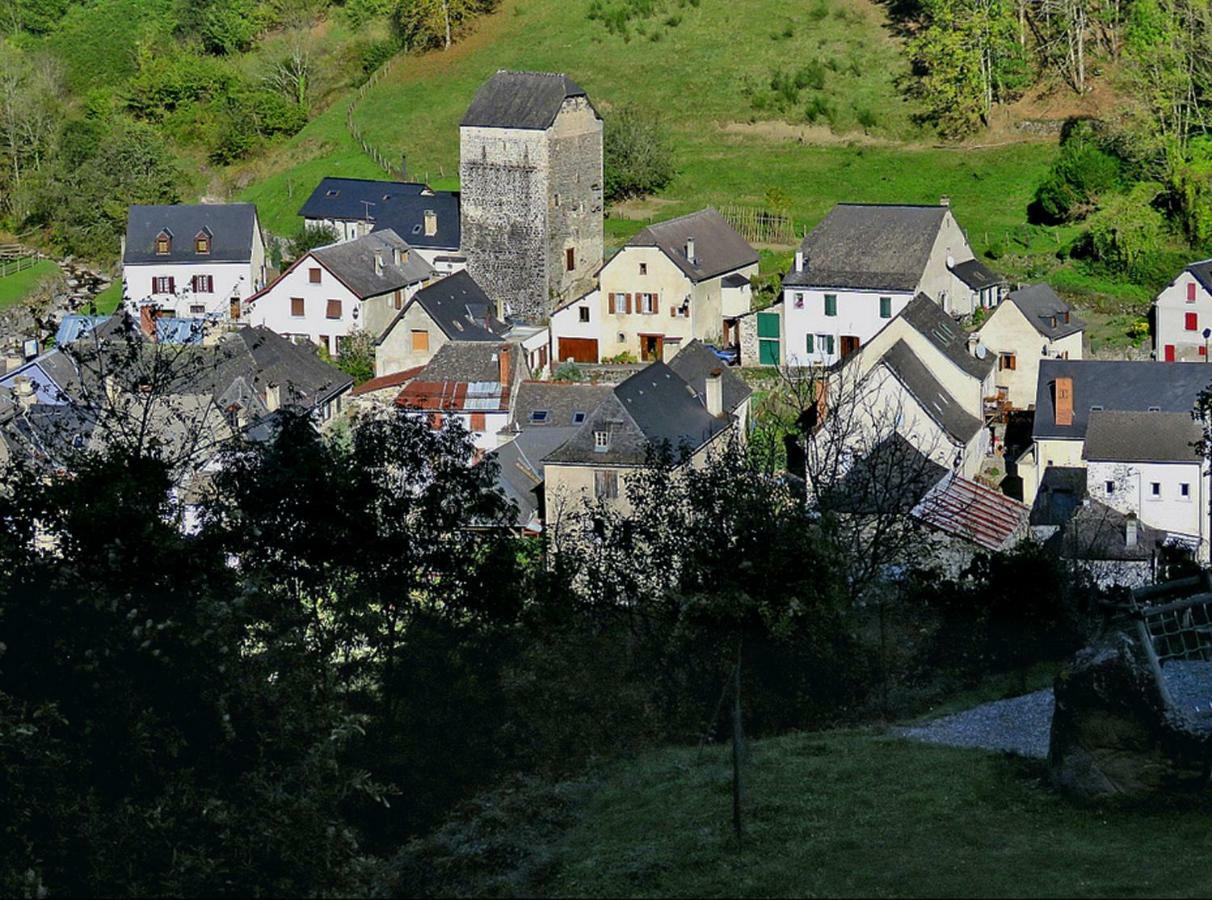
[546,730,1212,897]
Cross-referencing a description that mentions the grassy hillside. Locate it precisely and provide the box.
[494,730,1211,897]
[0,260,59,310]
[239,0,1059,261]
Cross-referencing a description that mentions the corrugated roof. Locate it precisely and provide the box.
[297,178,460,251]
[784,203,949,291]
[626,208,757,283]
[124,203,258,265]
[1083,410,1202,462]
[460,70,594,130]
[351,365,425,397]
[913,474,1029,551]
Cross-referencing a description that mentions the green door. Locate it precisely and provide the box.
[756,312,780,339]
[759,338,780,366]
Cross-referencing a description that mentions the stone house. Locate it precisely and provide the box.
[594,208,758,363]
[246,230,435,359]
[374,270,507,377]
[122,203,267,322]
[975,284,1085,409]
[781,201,978,366]
[459,70,603,322]
[1153,258,1212,361]
[737,302,784,367]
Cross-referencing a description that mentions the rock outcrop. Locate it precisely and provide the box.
[1049,629,1212,797]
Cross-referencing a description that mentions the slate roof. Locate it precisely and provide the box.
[951,258,1005,291]
[820,433,948,515]
[309,230,434,299]
[488,426,580,530]
[1004,284,1084,340]
[383,270,506,345]
[544,361,732,466]
[1029,465,1087,527]
[783,203,949,290]
[881,339,983,444]
[667,339,753,415]
[409,340,518,384]
[900,293,996,380]
[461,70,595,130]
[722,272,751,289]
[394,341,524,413]
[124,203,258,265]
[1082,410,1202,463]
[297,178,460,251]
[626,208,758,283]
[510,381,614,429]
[1185,258,1212,295]
[1048,499,1168,562]
[912,474,1029,551]
[1033,359,1211,441]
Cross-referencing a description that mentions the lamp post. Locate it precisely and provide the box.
[1203,327,1210,363]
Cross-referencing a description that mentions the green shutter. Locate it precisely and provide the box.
[880,296,891,318]
[759,339,780,366]
[825,335,835,355]
[825,294,837,316]
[756,311,779,339]
[805,333,814,353]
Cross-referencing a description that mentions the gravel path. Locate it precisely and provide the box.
[895,661,1212,759]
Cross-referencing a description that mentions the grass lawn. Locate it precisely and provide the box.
[548,729,1212,897]
[89,282,124,316]
[0,260,60,311]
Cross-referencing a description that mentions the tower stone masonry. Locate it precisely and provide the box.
[459,71,603,323]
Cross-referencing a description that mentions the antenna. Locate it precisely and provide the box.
[360,200,376,221]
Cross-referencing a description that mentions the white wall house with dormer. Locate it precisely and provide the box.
[1154,262,1212,362]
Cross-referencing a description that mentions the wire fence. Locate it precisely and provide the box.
[346,58,402,179]
[718,203,798,246]
[1139,594,1212,665]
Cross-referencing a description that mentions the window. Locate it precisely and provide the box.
[594,430,610,452]
[309,267,322,284]
[639,293,657,314]
[572,411,587,424]
[194,231,211,254]
[1105,480,1115,496]
[579,306,590,323]
[190,304,205,316]
[153,276,175,294]
[998,352,1016,371]
[879,296,892,319]
[411,329,429,352]
[326,299,342,320]
[336,335,350,356]
[155,231,171,254]
[817,334,833,355]
[470,412,486,431]
[1181,482,1191,498]
[824,294,837,317]
[1151,482,1162,498]
[794,292,804,310]
[191,274,213,293]
[639,263,647,275]
[394,289,404,310]
[566,247,576,271]
[1189,282,1198,302]
[1187,312,1199,331]
[554,193,560,207]
[594,469,619,500]
[530,410,549,423]
[805,334,814,354]
[290,297,305,317]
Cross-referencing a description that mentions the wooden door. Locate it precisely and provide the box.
[840,335,861,358]
[1165,344,1176,362]
[557,337,598,363]
[640,334,663,362]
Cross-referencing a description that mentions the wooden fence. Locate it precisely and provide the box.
[346,59,401,178]
[717,203,798,246]
[0,244,39,278]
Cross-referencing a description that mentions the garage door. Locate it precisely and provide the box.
[557,337,599,363]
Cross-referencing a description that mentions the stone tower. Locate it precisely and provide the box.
[459,71,603,323]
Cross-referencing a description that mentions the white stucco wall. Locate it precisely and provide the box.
[1154,268,1212,361]
[783,287,914,367]
[977,302,1084,409]
[1088,459,1209,550]
[125,261,259,319]
[919,209,976,315]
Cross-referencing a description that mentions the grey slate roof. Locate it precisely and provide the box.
[488,426,580,529]
[1005,284,1084,340]
[1185,258,1212,295]
[544,361,732,466]
[1033,359,1212,441]
[461,71,595,130]
[881,339,983,444]
[667,339,752,414]
[1082,410,1202,462]
[415,340,522,384]
[1048,499,1167,562]
[297,178,460,251]
[951,258,1005,291]
[379,270,507,345]
[783,203,949,291]
[510,381,614,429]
[900,293,995,380]
[310,230,434,299]
[124,203,258,265]
[626,208,758,283]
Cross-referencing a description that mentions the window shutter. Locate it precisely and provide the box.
[168,277,176,294]
[608,293,616,314]
[826,335,835,355]
[327,299,342,319]
[1189,282,1198,302]
[805,334,814,353]
[625,293,633,314]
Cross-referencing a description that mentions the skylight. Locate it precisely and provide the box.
[530,411,549,423]
[572,412,586,424]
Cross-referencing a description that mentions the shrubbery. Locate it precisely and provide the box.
[603,105,675,202]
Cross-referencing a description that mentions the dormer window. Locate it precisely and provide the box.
[195,229,212,255]
[326,189,339,197]
[594,430,610,452]
[155,230,172,255]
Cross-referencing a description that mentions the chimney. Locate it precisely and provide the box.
[705,368,724,417]
[685,236,695,263]
[374,249,383,276]
[794,249,804,273]
[939,195,951,207]
[424,209,437,237]
[139,306,157,341]
[1053,376,1073,426]
[392,246,401,266]
[1125,512,1138,549]
[265,383,281,413]
[104,373,121,406]
[13,375,35,410]
[498,344,512,387]
[1063,310,1070,324]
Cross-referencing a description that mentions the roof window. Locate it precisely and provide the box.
[530,410,549,423]
[412,224,422,234]
[326,189,339,197]
[572,411,587,424]
[1148,405,1161,412]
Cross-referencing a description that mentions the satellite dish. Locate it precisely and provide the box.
[974,344,987,359]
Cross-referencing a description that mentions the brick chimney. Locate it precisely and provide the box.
[705,368,724,417]
[424,209,437,237]
[498,344,512,387]
[1053,376,1073,426]
[139,305,157,341]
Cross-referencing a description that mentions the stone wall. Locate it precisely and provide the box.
[545,97,603,306]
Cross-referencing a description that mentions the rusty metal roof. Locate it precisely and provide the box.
[912,474,1029,551]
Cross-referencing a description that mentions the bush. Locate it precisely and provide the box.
[1032,123,1124,223]
[196,0,261,54]
[603,105,675,202]
[804,94,834,125]
[1086,181,1167,274]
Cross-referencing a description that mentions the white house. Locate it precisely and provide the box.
[549,289,602,364]
[122,203,267,321]
[975,284,1084,409]
[246,230,434,358]
[1153,259,1212,362]
[782,201,979,367]
[298,177,465,273]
